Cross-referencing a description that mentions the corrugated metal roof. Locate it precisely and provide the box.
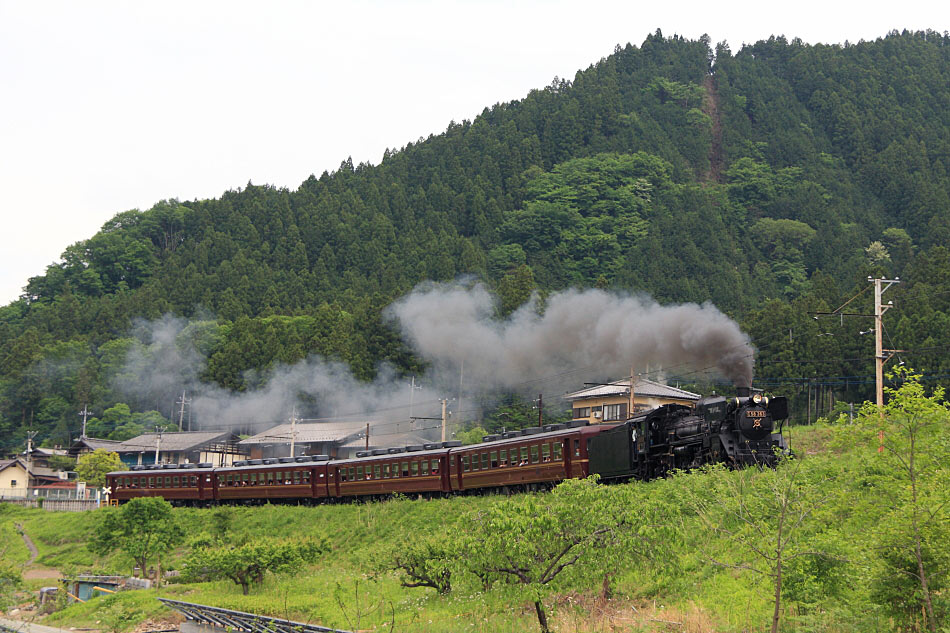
[74,437,123,450]
[239,421,369,446]
[563,377,700,401]
[337,432,430,450]
[116,431,232,453]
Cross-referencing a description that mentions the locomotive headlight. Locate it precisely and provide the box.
[752,393,762,404]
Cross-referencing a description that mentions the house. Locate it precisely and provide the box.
[20,446,69,469]
[239,420,378,459]
[0,458,65,499]
[67,437,123,460]
[335,431,432,460]
[563,377,701,424]
[113,431,245,467]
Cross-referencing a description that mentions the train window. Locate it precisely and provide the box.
[303,471,311,483]
[431,459,439,474]
[481,453,490,470]
[383,464,391,478]
[243,473,249,485]
[339,469,346,482]
[554,442,563,460]
[401,462,409,477]
[357,466,364,479]
[499,449,507,467]
[164,476,171,487]
[542,444,551,462]
[462,456,470,472]
[411,461,419,476]
[530,445,539,464]
[348,467,355,481]
[469,454,478,471]
[421,460,429,475]
[520,447,529,464]
[270,472,276,485]
[173,476,180,487]
[224,474,231,486]
[192,476,198,486]
[276,471,283,483]
[250,473,257,485]
[574,439,581,457]
[148,476,154,488]
[373,465,381,479]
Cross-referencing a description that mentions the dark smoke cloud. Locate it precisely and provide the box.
[111,283,753,434]
[387,283,754,389]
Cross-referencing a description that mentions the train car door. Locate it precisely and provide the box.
[563,435,573,477]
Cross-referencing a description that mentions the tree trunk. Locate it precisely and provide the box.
[534,600,550,633]
[771,559,782,633]
[241,582,250,595]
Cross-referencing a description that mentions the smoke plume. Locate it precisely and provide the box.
[387,283,754,390]
[110,283,753,436]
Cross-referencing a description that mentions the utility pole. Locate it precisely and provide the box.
[176,391,191,432]
[365,423,370,450]
[537,393,543,428]
[408,376,422,428]
[871,276,901,452]
[629,365,636,418]
[78,405,90,438]
[440,399,448,443]
[289,407,298,458]
[458,361,464,426]
[155,426,165,465]
[26,430,37,474]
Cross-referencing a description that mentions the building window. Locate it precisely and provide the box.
[10,479,16,487]
[572,407,590,419]
[603,404,627,421]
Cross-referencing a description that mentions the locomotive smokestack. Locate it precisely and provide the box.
[736,387,751,398]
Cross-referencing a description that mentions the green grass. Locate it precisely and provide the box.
[3,423,942,633]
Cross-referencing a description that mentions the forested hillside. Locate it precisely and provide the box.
[2,30,949,452]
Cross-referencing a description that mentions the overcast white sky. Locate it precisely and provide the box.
[1,1,946,305]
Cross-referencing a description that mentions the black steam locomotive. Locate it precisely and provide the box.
[588,388,790,481]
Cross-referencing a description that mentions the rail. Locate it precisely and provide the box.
[157,599,351,633]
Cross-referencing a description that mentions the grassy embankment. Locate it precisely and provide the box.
[0,423,923,632]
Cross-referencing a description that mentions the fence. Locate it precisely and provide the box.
[1,498,100,512]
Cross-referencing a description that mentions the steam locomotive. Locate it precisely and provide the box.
[588,387,790,481]
[106,388,789,505]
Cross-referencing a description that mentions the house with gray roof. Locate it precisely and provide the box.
[239,421,369,459]
[113,431,244,467]
[563,377,700,424]
[67,437,123,460]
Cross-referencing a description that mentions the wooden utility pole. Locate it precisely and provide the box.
[871,276,901,451]
[440,399,448,443]
[365,423,370,450]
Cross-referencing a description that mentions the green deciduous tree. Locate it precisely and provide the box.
[860,368,950,632]
[182,538,325,595]
[462,477,653,633]
[76,449,125,488]
[89,497,183,579]
[685,459,843,633]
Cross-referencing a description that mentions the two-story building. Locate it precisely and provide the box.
[0,458,64,499]
[564,377,700,424]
